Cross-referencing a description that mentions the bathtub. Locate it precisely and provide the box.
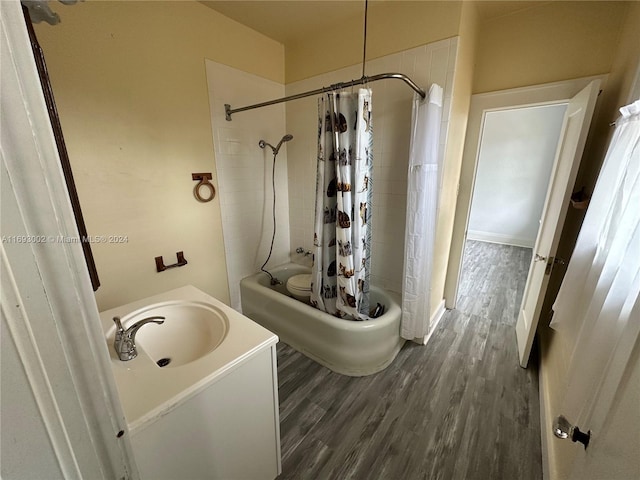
[240,263,405,376]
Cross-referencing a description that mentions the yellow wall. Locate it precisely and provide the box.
[285,1,462,83]
[286,0,629,93]
[473,1,628,94]
[430,1,478,315]
[35,1,284,310]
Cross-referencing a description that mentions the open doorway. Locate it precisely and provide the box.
[446,77,602,367]
[456,103,567,323]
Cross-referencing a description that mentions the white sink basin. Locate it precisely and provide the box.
[107,301,228,368]
[100,286,278,433]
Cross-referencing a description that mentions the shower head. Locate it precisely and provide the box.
[275,134,293,153]
[259,134,293,155]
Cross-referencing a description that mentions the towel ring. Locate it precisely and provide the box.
[192,173,215,203]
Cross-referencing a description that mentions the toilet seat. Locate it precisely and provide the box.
[286,274,312,297]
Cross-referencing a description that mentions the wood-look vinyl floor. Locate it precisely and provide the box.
[276,240,541,480]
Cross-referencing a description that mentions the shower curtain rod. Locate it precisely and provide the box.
[224,72,426,121]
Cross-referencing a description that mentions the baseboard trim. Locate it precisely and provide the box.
[467,230,535,248]
[539,346,553,480]
[423,299,447,345]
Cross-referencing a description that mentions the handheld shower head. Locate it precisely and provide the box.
[274,134,293,153]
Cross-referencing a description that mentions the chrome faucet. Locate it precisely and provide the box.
[113,315,165,361]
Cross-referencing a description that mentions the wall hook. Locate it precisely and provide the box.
[192,173,215,203]
[155,251,187,272]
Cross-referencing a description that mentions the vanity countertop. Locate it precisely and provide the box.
[100,285,278,433]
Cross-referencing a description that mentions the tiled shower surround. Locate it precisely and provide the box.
[207,38,457,309]
[206,62,291,311]
[286,38,457,293]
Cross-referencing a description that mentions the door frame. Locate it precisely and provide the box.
[444,75,608,310]
[1,1,138,477]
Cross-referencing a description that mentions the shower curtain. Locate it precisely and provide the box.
[401,84,443,342]
[311,89,373,320]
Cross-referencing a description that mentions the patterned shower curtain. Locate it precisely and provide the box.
[311,89,373,320]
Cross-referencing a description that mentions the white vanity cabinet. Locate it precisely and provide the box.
[130,345,281,480]
[99,286,281,480]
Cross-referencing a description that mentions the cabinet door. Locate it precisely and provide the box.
[131,347,280,480]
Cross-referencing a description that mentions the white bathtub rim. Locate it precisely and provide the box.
[241,263,405,376]
[244,263,401,329]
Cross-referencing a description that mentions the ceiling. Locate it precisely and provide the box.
[200,1,365,45]
[473,0,551,21]
[200,1,552,47]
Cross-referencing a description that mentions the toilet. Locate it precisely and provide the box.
[286,274,312,302]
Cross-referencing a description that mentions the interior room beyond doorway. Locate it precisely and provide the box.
[458,103,568,315]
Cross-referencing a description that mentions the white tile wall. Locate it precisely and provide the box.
[285,38,458,293]
[206,61,291,311]
[204,38,458,307]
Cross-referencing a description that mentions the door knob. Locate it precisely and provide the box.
[553,415,590,449]
[535,254,547,262]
